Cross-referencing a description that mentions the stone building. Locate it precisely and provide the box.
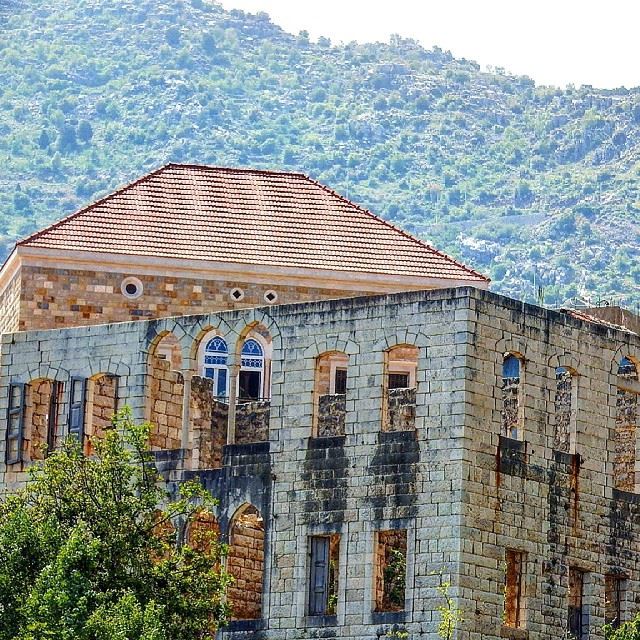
[1,166,639,640]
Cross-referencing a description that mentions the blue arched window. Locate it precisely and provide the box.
[203,336,228,398]
[239,339,265,400]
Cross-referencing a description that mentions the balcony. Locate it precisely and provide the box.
[317,393,346,437]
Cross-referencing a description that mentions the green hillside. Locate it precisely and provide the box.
[1,0,639,307]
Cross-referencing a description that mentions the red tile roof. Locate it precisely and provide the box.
[561,308,636,334]
[18,164,488,282]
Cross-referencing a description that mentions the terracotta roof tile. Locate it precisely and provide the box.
[19,164,488,282]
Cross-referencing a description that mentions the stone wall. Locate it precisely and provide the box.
[148,357,183,450]
[554,369,573,452]
[189,376,226,470]
[235,400,270,444]
[1,288,640,639]
[227,506,265,620]
[384,387,416,432]
[24,379,53,461]
[17,264,381,331]
[615,386,637,492]
[317,393,346,437]
[0,271,21,335]
[85,374,117,453]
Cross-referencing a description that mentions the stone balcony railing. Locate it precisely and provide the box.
[385,387,416,432]
[317,393,346,437]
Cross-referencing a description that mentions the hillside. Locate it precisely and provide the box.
[1,0,639,307]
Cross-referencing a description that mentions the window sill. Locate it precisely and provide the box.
[501,624,529,639]
[308,435,346,449]
[223,618,263,632]
[305,614,338,627]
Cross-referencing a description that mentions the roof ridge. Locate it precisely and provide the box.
[303,175,490,282]
[18,164,173,247]
[165,162,310,179]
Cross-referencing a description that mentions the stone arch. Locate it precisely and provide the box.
[231,309,282,355]
[547,352,580,372]
[304,336,360,359]
[146,331,184,450]
[187,316,235,372]
[372,329,429,352]
[226,503,265,621]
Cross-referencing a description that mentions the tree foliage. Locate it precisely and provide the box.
[0,408,231,640]
[605,616,640,640]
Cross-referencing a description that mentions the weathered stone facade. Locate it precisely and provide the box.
[1,287,640,639]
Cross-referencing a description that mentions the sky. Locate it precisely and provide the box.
[218,0,640,89]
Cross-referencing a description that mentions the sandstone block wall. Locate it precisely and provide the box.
[0,288,639,640]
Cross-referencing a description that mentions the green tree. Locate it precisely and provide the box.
[0,408,231,640]
[605,614,640,639]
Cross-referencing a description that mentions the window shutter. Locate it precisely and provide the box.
[309,536,330,615]
[68,377,87,441]
[5,383,26,464]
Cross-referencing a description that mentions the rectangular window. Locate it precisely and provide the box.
[374,530,407,612]
[605,575,623,629]
[5,383,26,464]
[46,381,63,452]
[333,368,347,395]
[504,549,525,628]
[308,534,340,616]
[388,372,410,390]
[568,567,587,640]
[68,377,87,441]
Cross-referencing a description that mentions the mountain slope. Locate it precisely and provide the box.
[1,0,639,307]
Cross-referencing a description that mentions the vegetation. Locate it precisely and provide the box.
[605,616,640,639]
[432,570,463,640]
[1,0,640,306]
[0,408,231,640]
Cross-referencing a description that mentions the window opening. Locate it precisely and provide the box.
[239,338,264,400]
[502,354,521,440]
[615,356,637,491]
[554,367,573,452]
[334,368,347,395]
[46,381,63,452]
[568,567,586,640]
[388,373,410,390]
[504,549,525,628]
[203,336,229,398]
[605,575,623,629]
[374,530,407,612]
[308,534,340,616]
[5,383,26,464]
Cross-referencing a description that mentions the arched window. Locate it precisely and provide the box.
[203,336,229,398]
[239,338,264,400]
[502,354,522,439]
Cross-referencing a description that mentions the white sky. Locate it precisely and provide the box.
[218,0,640,89]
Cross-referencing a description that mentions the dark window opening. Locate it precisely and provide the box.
[308,534,340,616]
[5,383,26,465]
[568,567,587,640]
[68,377,87,441]
[605,575,623,629]
[239,370,261,400]
[46,381,63,452]
[125,282,138,295]
[334,368,347,395]
[388,373,410,390]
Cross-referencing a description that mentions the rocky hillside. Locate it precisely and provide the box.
[1,0,639,307]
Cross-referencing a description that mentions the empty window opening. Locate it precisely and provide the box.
[605,575,624,629]
[46,381,63,453]
[383,345,418,432]
[615,356,637,491]
[374,530,407,612]
[26,379,63,461]
[308,534,340,617]
[504,549,525,629]
[202,336,229,398]
[315,352,348,438]
[502,354,522,440]
[554,367,575,453]
[147,333,183,450]
[568,567,587,640]
[227,505,265,620]
[5,383,26,465]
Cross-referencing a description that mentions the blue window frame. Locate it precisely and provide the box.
[203,336,229,398]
